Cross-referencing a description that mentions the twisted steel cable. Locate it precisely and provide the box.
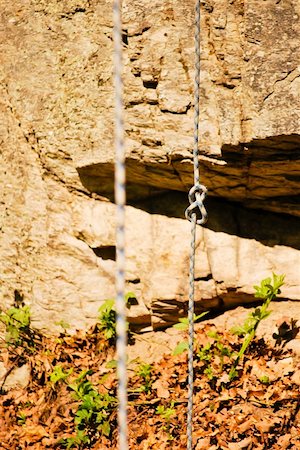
[113,0,128,449]
[185,1,208,449]
[112,1,207,449]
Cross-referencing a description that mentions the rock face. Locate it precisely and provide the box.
[0,0,299,331]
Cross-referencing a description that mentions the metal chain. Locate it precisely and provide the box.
[185,1,207,449]
[113,1,128,449]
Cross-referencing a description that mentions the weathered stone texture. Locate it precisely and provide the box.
[0,0,299,331]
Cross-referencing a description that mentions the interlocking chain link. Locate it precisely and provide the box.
[113,1,128,449]
[186,1,207,449]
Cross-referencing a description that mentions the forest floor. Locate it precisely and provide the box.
[0,304,300,450]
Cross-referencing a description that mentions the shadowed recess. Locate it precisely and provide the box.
[77,135,300,250]
[77,134,300,218]
[91,246,116,261]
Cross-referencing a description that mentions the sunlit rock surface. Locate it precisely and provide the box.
[0,0,299,330]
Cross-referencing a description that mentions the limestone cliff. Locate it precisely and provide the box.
[0,0,299,331]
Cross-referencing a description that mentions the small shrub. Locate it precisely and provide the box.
[156,401,176,440]
[229,273,285,380]
[173,312,209,331]
[97,299,116,340]
[49,365,73,385]
[0,304,38,354]
[172,274,285,383]
[60,370,117,448]
[97,292,136,341]
[136,363,153,394]
[172,312,208,356]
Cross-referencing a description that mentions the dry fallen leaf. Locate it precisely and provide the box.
[152,379,170,398]
[195,437,211,449]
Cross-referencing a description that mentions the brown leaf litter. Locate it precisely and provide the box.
[0,323,299,449]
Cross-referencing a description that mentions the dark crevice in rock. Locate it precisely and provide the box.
[150,292,260,330]
[103,32,113,42]
[218,81,237,89]
[59,8,87,19]
[263,69,300,102]
[141,138,162,147]
[194,274,213,282]
[128,27,151,38]
[142,80,158,89]
[122,31,128,46]
[77,132,299,229]
[285,174,300,182]
[160,104,191,114]
[128,278,141,285]
[146,99,159,105]
[126,100,142,107]
[77,157,300,250]
[91,246,116,261]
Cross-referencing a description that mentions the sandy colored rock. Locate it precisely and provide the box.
[0,0,299,331]
[0,363,30,391]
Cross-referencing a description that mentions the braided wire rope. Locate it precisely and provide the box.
[113,1,128,449]
[113,1,206,448]
[185,2,207,449]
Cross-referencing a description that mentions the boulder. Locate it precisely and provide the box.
[0,0,299,331]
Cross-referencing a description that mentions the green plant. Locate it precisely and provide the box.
[196,342,212,363]
[55,320,71,333]
[173,274,286,383]
[204,366,214,381]
[136,363,153,394]
[229,273,285,380]
[97,292,136,341]
[61,370,117,448]
[0,305,32,347]
[195,331,233,381]
[173,312,209,331]
[97,299,116,340]
[173,340,189,356]
[156,401,176,439]
[50,365,73,384]
[16,412,27,425]
[259,375,270,385]
[207,330,232,372]
[172,312,208,356]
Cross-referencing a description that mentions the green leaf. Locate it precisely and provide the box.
[98,299,115,314]
[229,367,238,381]
[50,365,73,384]
[259,375,270,384]
[75,369,93,382]
[55,320,70,330]
[204,366,214,380]
[194,311,209,321]
[75,409,92,425]
[156,405,165,415]
[207,330,219,339]
[125,292,137,306]
[172,312,209,331]
[173,340,189,355]
[106,359,117,369]
[173,322,189,330]
[101,420,111,436]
